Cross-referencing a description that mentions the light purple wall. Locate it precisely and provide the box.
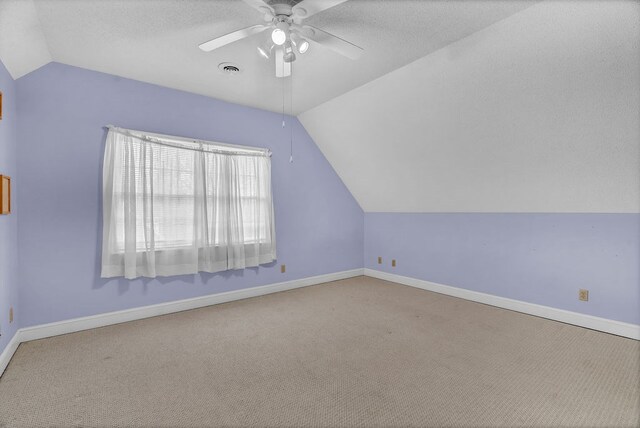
[0,59,19,354]
[16,62,363,327]
[365,213,640,325]
[10,61,638,333]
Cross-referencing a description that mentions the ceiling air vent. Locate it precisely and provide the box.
[218,63,241,75]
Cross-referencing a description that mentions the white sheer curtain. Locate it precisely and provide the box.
[101,127,276,279]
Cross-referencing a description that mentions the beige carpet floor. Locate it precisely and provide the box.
[0,276,638,427]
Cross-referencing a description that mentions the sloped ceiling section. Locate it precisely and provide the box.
[299,0,640,213]
[0,0,51,78]
[0,0,536,113]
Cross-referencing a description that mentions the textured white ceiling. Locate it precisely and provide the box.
[0,0,51,78]
[0,0,536,114]
[299,0,640,213]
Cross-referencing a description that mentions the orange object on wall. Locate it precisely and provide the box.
[0,175,11,214]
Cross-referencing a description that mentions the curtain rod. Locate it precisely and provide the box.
[105,125,271,157]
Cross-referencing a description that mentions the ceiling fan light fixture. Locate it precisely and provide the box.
[271,28,287,46]
[298,39,310,54]
[291,33,310,54]
[257,41,274,59]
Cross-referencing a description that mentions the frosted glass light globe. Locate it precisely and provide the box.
[271,28,286,46]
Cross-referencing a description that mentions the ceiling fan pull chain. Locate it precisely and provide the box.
[290,61,294,163]
[282,50,286,129]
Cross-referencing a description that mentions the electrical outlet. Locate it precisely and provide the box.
[392,259,396,267]
[579,289,589,301]
[9,306,13,323]
[377,256,382,264]
[280,264,286,273]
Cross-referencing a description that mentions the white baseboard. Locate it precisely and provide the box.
[0,331,21,378]
[3,267,636,379]
[1,268,364,378]
[364,269,640,340]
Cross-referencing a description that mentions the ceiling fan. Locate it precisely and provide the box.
[199,0,364,77]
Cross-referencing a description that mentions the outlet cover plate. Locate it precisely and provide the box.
[579,289,589,301]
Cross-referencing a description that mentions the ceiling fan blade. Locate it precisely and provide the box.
[199,24,268,52]
[292,0,349,20]
[301,25,363,60]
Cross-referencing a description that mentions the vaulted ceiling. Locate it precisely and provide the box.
[0,0,536,114]
[1,0,637,214]
[300,0,640,212]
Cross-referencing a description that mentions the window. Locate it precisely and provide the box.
[101,127,276,279]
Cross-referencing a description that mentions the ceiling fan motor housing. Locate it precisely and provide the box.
[271,5,292,17]
[274,16,291,30]
[267,0,305,17]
